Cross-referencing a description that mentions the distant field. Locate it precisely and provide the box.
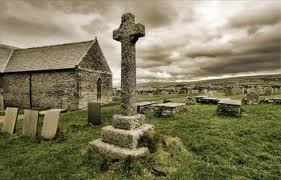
[138,74,281,88]
[0,95,280,179]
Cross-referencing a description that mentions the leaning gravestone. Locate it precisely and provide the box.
[247,92,259,105]
[22,110,39,137]
[2,107,19,134]
[90,13,154,159]
[88,102,101,125]
[41,110,60,139]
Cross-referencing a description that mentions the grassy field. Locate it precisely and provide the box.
[0,95,281,179]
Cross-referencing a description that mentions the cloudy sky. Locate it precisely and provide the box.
[0,0,280,86]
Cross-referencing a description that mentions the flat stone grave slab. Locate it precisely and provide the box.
[2,107,19,134]
[39,109,66,115]
[153,103,186,116]
[136,101,155,114]
[201,97,219,104]
[195,96,208,103]
[22,110,39,137]
[41,110,60,139]
[217,99,241,117]
[88,102,101,125]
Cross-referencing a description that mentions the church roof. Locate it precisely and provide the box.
[2,40,93,73]
[0,44,16,72]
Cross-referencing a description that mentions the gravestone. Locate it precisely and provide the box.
[0,89,4,111]
[247,92,259,105]
[22,110,39,137]
[88,102,101,125]
[2,107,19,134]
[186,96,195,105]
[41,110,60,139]
[90,13,154,159]
[264,87,273,96]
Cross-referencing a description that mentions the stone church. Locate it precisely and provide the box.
[0,38,112,110]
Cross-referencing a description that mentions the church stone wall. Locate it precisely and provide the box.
[78,69,112,109]
[1,73,31,109]
[31,70,79,110]
[1,70,79,110]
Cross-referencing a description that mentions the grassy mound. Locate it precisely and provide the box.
[85,134,194,179]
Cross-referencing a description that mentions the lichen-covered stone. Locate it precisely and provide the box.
[217,100,241,117]
[101,124,154,149]
[113,13,145,116]
[112,114,145,130]
[89,139,149,159]
[247,92,259,105]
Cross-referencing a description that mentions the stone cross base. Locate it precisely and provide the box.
[89,114,154,159]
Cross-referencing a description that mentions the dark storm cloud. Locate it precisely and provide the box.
[228,3,281,29]
[0,0,280,84]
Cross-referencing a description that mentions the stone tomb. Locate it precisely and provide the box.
[217,99,241,117]
[200,97,219,104]
[22,110,39,137]
[88,102,101,125]
[137,101,155,114]
[90,13,154,159]
[153,103,186,116]
[41,110,61,139]
[195,96,208,103]
[2,107,19,134]
[247,92,259,105]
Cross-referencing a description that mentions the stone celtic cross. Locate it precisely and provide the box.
[113,13,145,116]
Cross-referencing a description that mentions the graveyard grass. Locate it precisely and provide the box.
[0,95,281,179]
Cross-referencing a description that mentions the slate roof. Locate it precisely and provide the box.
[3,40,93,73]
[0,44,16,72]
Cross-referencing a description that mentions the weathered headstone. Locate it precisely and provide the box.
[90,13,154,159]
[264,87,273,96]
[247,92,259,105]
[41,110,60,139]
[22,110,39,137]
[88,102,101,125]
[2,107,19,134]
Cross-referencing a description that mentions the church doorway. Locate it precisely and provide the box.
[97,78,102,102]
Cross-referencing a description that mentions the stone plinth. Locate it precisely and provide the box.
[90,115,154,158]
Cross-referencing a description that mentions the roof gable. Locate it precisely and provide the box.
[78,38,111,73]
[0,45,15,72]
[3,41,92,73]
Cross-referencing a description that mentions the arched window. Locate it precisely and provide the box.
[97,78,102,102]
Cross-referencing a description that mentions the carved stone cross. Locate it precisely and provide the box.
[113,13,145,116]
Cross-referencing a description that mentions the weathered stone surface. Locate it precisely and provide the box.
[89,138,149,159]
[217,99,241,117]
[247,92,259,105]
[22,110,39,137]
[186,96,195,105]
[0,116,3,124]
[2,107,18,134]
[201,97,219,104]
[136,101,155,114]
[88,102,101,125]
[113,13,145,116]
[153,103,186,116]
[41,110,60,139]
[112,114,145,130]
[195,96,208,103]
[101,124,154,149]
